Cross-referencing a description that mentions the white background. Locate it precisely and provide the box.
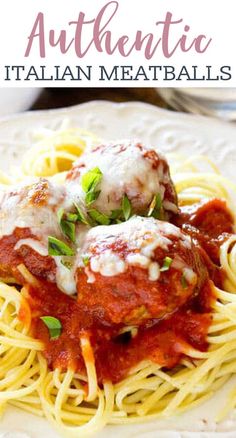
[0,0,235,87]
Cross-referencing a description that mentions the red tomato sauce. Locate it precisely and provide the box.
[174,198,234,264]
[20,198,234,384]
[25,278,213,384]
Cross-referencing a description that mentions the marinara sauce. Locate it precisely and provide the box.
[20,198,234,384]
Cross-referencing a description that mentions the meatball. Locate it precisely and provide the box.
[76,216,208,326]
[66,140,178,219]
[0,179,84,293]
[0,179,65,281]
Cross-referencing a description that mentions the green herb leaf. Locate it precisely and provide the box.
[40,316,62,340]
[82,255,90,266]
[181,273,188,289]
[73,202,89,225]
[48,236,75,256]
[57,207,64,223]
[122,194,132,221]
[81,167,102,193]
[88,209,110,225]
[60,220,76,243]
[148,193,162,219]
[160,256,173,272]
[57,208,75,242]
[66,213,78,223]
[61,259,73,270]
[85,189,101,206]
[81,167,102,206]
[110,209,122,220]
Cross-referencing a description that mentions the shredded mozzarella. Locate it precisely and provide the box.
[54,257,77,295]
[14,238,48,256]
[148,262,160,281]
[90,251,126,277]
[183,267,197,285]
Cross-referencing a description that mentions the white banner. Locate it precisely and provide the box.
[0,0,235,87]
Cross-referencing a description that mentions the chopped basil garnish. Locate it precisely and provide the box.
[73,202,89,225]
[160,256,173,272]
[122,194,132,221]
[82,255,90,266]
[61,259,73,270]
[110,209,122,220]
[85,189,101,206]
[48,236,75,256]
[148,193,162,219]
[66,213,78,223]
[181,273,188,289]
[57,207,64,223]
[60,220,75,243]
[88,209,110,225]
[81,167,102,206]
[40,316,62,340]
[81,167,102,192]
[57,208,76,243]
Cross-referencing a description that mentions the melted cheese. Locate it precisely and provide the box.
[90,251,126,277]
[68,140,177,215]
[14,238,48,256]
[79,216,193,281]
[84,266,96,283]
[148,262,160,281]
[54,257,77,295]
[183,267,197,285]
[0,179,66,241]
[126,253,149,267]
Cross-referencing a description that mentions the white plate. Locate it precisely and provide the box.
[1,101,236,438]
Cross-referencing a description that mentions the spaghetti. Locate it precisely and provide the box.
[0,128,236,437]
